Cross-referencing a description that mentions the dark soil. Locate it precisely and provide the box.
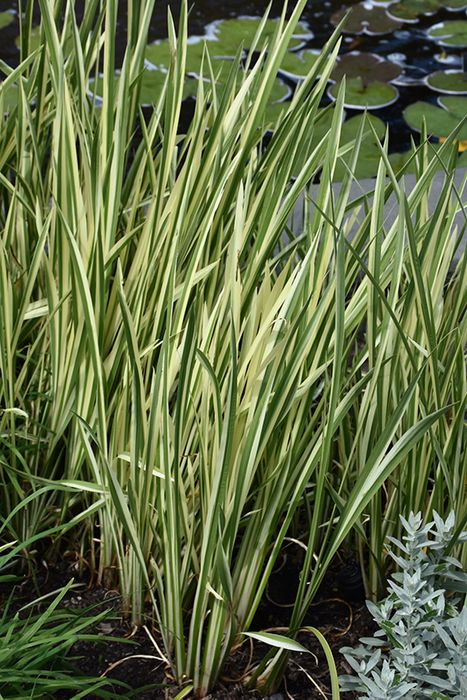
[1,551,375,699]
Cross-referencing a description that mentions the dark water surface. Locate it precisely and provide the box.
[1,1,466,154]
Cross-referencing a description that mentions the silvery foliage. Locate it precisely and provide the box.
[340,511,467,699]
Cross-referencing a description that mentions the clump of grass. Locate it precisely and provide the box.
[0,498,128,699]
[0,0,465,696]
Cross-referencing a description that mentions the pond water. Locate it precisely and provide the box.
[1,0,466,174]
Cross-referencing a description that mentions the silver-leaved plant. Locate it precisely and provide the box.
[340,511,467,699]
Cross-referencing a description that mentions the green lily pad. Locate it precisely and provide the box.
[343,113,386,140]
[328,77,399,110]
[403,96,467,140]
[213,17,313,55]
[388,0,467,18]
[425,70,467,94]
[330,52,401,85]
[444,0,467,9]
[16,26,41,52]
[144,38,172,70]
[438,94,467,114]
[91,62,291,116]
[144,17,311,72]
[146,17,312,77]
[387,0,441,21]
[196,70,291,127]
[146,39,236,86]
[427,20,467,48]
[141,70,200,103]
[89,69,199,105]
[334,114,386,179]
[15,25,76,54]
[290,111,385,180]
[279,50,320,78]
[0,11,14,30]
[0,82,19,112]
[331,4,402,35]
[145,18,314,102]
[389,144,467,174]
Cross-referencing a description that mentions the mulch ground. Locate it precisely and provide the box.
[2,549,375,699]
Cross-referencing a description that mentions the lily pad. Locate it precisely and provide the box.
[15,25,75,54]
[331,4,402,35]
[89,70,199,104]
[438,94,467,114]
[388,0,467,18]
[328,77,399,110]
[333,114,386,179]
[146,40,236,89]
[425,70,467,94]
[92,63,290,118]
[342,113,386,140]
[427,20,467,48]
[387,0,441,22]
[291,111,386,180]
[141,70,200,103]
[330,52,402,85]
[0,82,19,112]
[444,0,467,9]
[144,39,172,70]
[16,26,39,51]
[146,18,313,77]
[0,11,14,30]
[279,50,320,78]
[403,96,467,140]
[389,144,467,174]
[213,17,313,55]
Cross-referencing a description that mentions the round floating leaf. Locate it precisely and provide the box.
[425,70,467,94]
[335,114,387,179]
[15,26,41,52]
[89,70,199,105]
[290,107,342,176]
[16,25,76,54]
[389,144,467,173]
[328,77,399,110]
[331,4,402,35]
[139,70,167,103]
[146,39,235,84]
[145,39,172,70]
[0,11,14,30]
[204,69,290,120]
[438,94,467,114]
[146,18,312,74]
[342,113,386,140]
[246,74,291,123]
[289,110,388,180]
[444,0,467,9]
[266,77,291,104]
[0,82,19,112]
[279,50,320,78]
[388,0,467,18]
[427,20,467,48]
[146,39,203,74]
[330,52,402,85]
[403,96,467,139]
[140,70,200,102]
[213,17,313,55]
[387,0,441,22]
